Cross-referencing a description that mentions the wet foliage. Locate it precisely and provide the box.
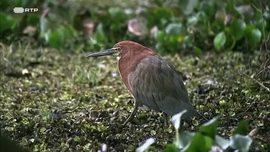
[0,44,269,151]
[1,0,269,53]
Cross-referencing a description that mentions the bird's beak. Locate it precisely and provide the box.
[86,48,118,58]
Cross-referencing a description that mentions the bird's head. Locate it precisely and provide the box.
[86,41,156,59]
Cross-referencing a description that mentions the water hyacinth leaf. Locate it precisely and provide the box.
[46,29,65,49]
[108,7,127,24]
[179,131,195,149]
[197,11,209,25]
[155,43,165,53]
[185,133,212,152]
[61,25,76,38]
[171,110,187,130]
[27,14,40,26]
[199,116,220,139]
[225,1,238,15]
[179,0,199,15]
[233,120,249,135]
[0,13,17,32]
[194,47,202,54]
[254,19,267,31]
[153,8,172,21]
[200,1,216,17]
[13,0,23,7]
[214,32,226,51]
[163,144,178,152]
[154,30,165,42]
[230,134,252,152]
[0,0,9,10]
[165,23,184,35]
[93,24,107,43]
[215,135,230,149]
[184,35,192,44]
[22,0,34,7]
[92,10,110,25]
[230,19,246,40]
[187,15,199,26]
[245,28,262,47]
[136,138,155,152]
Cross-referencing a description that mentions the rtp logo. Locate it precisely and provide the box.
[13,7,39,13]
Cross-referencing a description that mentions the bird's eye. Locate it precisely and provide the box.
[114,47,121,56]
[115,47,121,52]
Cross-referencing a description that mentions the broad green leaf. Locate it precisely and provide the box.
[165,23,184,34]
[13,0,23,6]
[185,133,212,152]
[200,1,216,17]
[27,14,40,26]
[233,120,249,135]
[0,0,10,10]
[93,23,107,43]
[254,19,267,31]
[197,12,209,24]
[108,7,127,23]
[0,13,17,33]
[245,27,262,47]
[230,134,252,152]
[225,1,238,15]
[46,29,65,49]
[187,15,199,26]
[92,11,110,25]
[199,117,220,139]
[153,8,172,21]
[212,11,226,33]
[244,24,255,36]
[61,25,76,38]
[184,35,192,44]
[163,144,178,152]
[254,11,264,21]
[155,43,165,53]
[230,19,246,40]
[167,35,183,44]
[179,131,195,149]
[214,32,226,51]
[22,0,33,7]
[144,8,171,27]
[179,0,199,15]
[215,135,230,149]
[194,47,202,54]
[154,30,165,42]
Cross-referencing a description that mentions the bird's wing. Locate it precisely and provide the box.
[128,55,200,119]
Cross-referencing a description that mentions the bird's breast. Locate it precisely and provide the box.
[118,54,155,92]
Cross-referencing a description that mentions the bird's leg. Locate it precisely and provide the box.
[123,100,139,126]
[197,111,208,121]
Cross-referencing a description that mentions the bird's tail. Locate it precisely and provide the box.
[181,105,208,121]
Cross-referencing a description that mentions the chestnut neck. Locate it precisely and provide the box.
[118,45,156,92]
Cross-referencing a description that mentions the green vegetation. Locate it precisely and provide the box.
[0,0,269,151]
[1,0,269,52]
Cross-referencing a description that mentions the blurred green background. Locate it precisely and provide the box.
[1,0,269,53]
